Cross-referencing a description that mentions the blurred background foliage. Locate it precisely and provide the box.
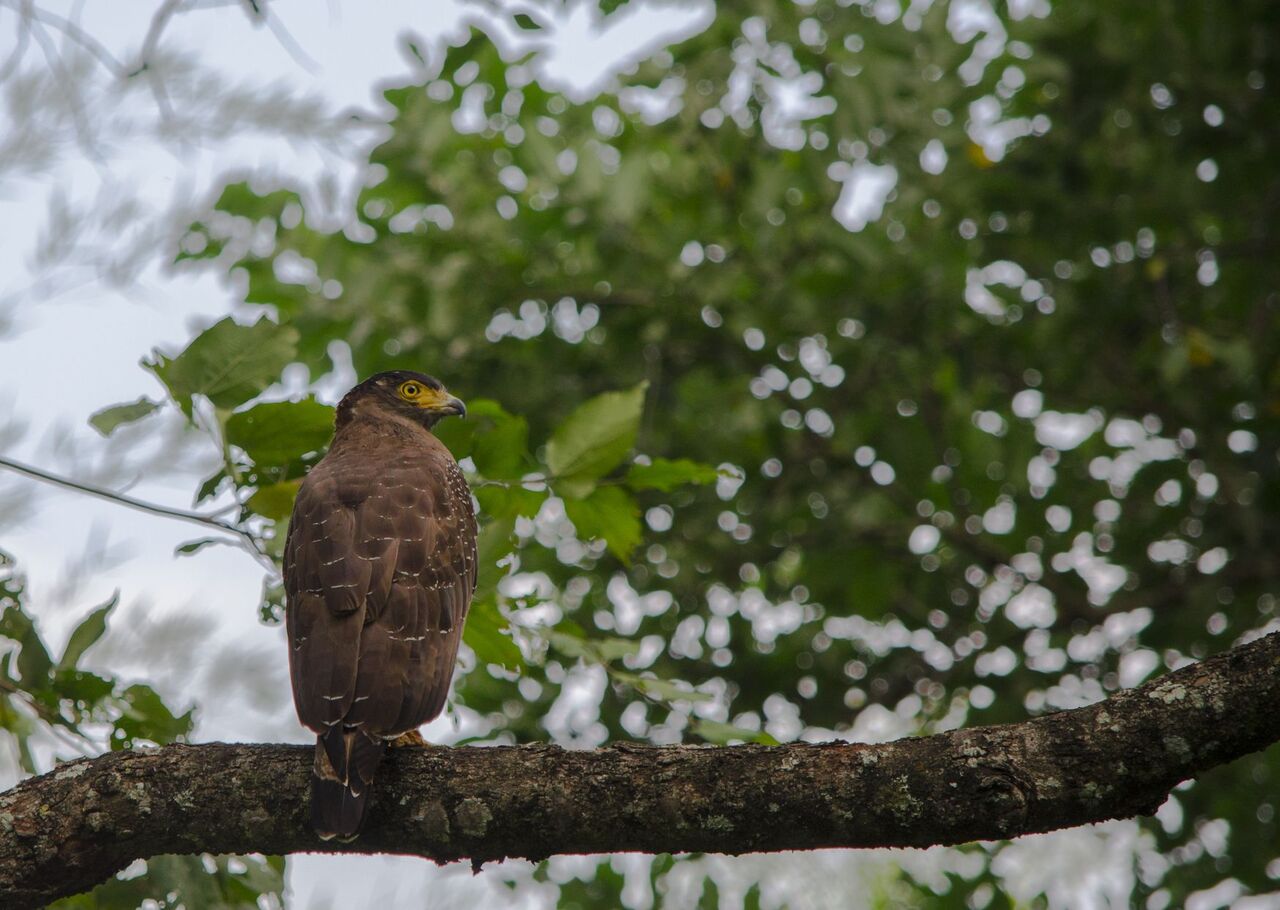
[3,0,1279,906]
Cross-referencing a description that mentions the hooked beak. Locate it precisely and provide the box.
[440,396,467,418]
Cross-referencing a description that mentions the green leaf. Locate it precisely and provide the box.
[175,538,223,557]
[472,414,530,480]
[57,594,117,672]
[545,382,648,486]
[435,398,519,464]
[144,316,299,417]
[89,397,160,435]
[225,397,334,468]
[463,599,523,670]
[548,631,640,664]
[247,478,302,521]
[564,486,642,561]
[626,457,723,492]
[0,605,52,688]
[259,579,286,625]
[50,853,285,910]
[475,484,548,521]
[115,683,193,747]
[692,719,779,746]
[546,630,593,661]
[195,467,230,505]
[611,671,714,703]
[52,668,114,707]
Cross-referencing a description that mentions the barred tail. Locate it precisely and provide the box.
[311,726,386,841]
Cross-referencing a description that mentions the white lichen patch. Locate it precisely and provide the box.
[890,775,924,820]
[53,762,90,781]
[1148,682,1188,704]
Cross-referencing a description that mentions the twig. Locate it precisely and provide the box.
[13,2,124,75]
[0,454,259,550]
[126,0,182,77]
[261,1,320,74]
[0,0,32,82]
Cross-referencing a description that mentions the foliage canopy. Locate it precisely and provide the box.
[5,0,1278,906]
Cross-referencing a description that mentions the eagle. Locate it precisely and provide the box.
[283,370,476,840]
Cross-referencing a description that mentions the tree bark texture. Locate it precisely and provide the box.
[3,631,1278,908]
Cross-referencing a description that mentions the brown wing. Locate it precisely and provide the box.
[284,444,477,739]
[340,451,477,736]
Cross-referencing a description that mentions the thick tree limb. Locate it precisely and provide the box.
[3,632,1279,907]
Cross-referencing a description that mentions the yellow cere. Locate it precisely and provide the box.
[398,380,449,409]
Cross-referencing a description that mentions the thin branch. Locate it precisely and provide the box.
[0,0,33,82]
[3,630,1279,908]
[260,1,320,74]
[24,5,102,160]
[126,0,183,77]
[12,2,125,75]
[0,454,260,551]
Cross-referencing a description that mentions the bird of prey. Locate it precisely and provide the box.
[283,370,476,840]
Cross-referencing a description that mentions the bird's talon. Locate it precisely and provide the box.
[391,730,428,748]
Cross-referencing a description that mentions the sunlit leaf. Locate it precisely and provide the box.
[564,486,642,562]
[247,479,302,521]
[545,382,648,487]
[626,457,723,492]
[144,316,298,417]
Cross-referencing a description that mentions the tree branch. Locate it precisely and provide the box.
[4,631,1279,908]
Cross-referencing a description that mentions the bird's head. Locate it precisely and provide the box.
[335,370,466,431]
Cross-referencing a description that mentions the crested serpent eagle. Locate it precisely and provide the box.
[284,370,476,840]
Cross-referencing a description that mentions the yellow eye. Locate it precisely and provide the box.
[400,382,421,398]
